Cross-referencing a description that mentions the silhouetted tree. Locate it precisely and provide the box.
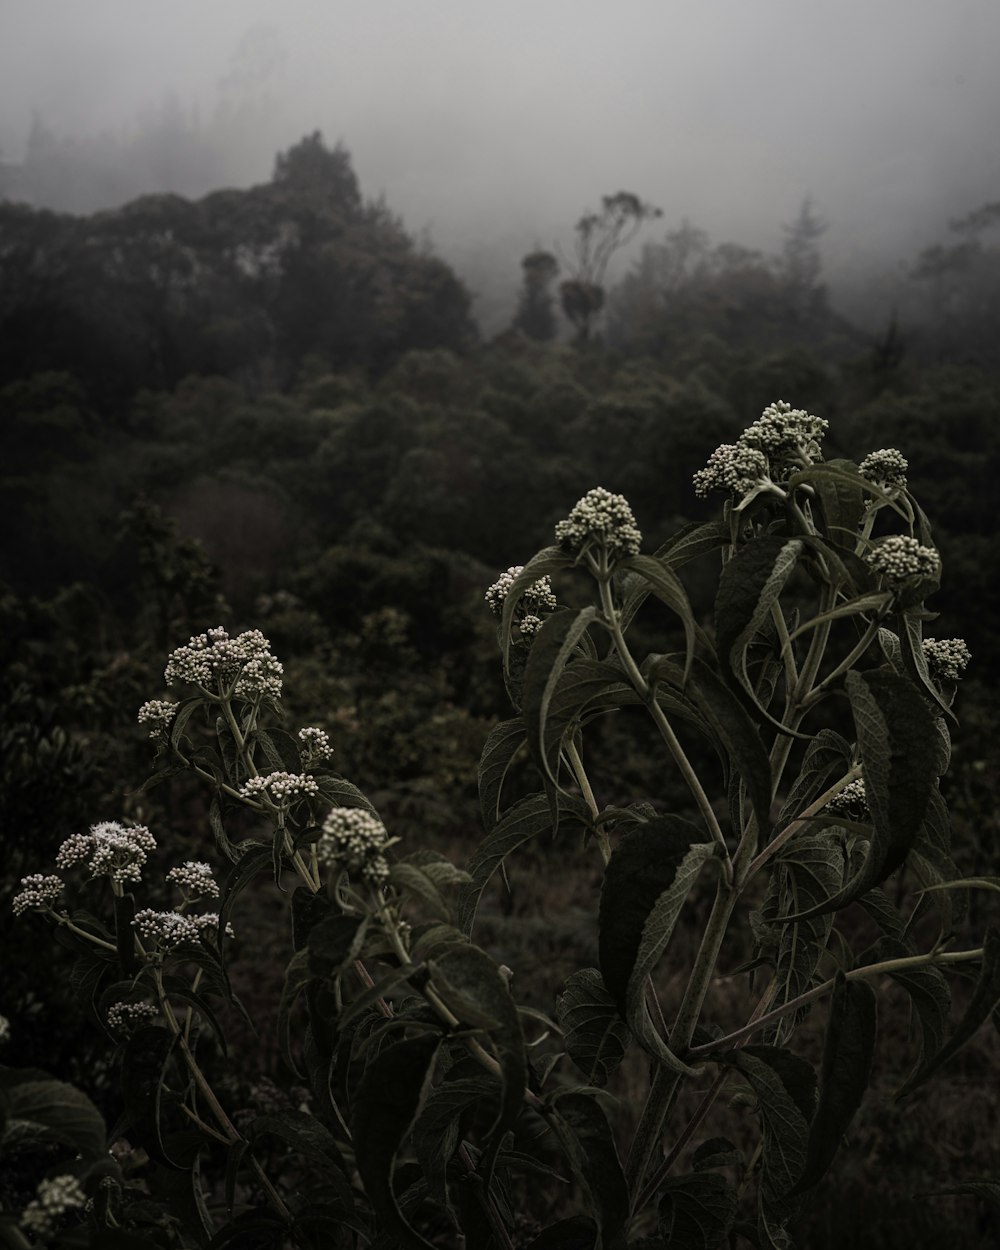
[780,197,827,318]
[512,250,559,341]
[559,191,661,342]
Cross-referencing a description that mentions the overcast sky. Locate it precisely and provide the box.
[2,0,998,317]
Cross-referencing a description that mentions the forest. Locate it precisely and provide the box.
[2,133,999,1249]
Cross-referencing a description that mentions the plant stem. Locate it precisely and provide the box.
[51,912,119,953]
[596,573,731,877]
[625,878,734,1205]
[686,946,985,1058]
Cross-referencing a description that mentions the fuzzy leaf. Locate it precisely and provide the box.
[722,1046,816,1199]
[0,1069,106,1159]
[549,1091,629,1250]
[460,792,589,935]
[478,717,527,832]
[715,536,802,677]
[412,1075,493,1207]
[657,1171,738,1249]
[599,818,716,1073]
[352,1034,442,1250]
[789,977,876,1195]
[556,968,630,1087]
[617,552,698,679]
[896,927,1000,1099]
[522,607,600,789]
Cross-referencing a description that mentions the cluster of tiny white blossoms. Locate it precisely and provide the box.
[137,698,178,739]
[859,448,908,497]
[317,807,395,886]
[865,535,941,588]
[166,861,219,899]
[20,1174,87,1238]
[56,821,156,885]
[190,912,236,940]
[692,442,770,499]
[554,488,642,562]
[132,908,200,949]
[298,726,334,765]
[11,873,63,916]
[0,1014,11,1044]
[485,566,558,636]
[107,1000,159,1033]
[694,401,827,501]
[239,771,319,803]
[827,778,870,821]
[922,637,972,683]
[164,627,283,700]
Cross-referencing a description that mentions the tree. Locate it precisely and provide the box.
[780,197,827,318]
[559,191,661,342]
[511,250,559,341]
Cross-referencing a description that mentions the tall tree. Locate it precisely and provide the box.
[511,250,559,341]
[780,197,827,318]
[559,191,661,343]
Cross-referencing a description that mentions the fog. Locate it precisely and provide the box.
[2,0,999,328]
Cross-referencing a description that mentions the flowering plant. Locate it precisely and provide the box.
[5,404,996,1249]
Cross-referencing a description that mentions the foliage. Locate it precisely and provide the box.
[5,403,998,1249]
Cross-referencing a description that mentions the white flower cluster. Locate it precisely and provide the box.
[485,566,558,637]
[692,442,770,499]
[190,912,236,940]
[554,488,642,561]
[298,726,334,764]
[693,400,826,501]
[20,1174,87,1238]
[107,1000,159,1032]
[164,627,283,701]
[239,771,319,803]
[317,806,394,886]
[136,698,178,739]
[12,873,63,916]
[741,400,828,462]
[826,778,870,822]
[132,908,200,949]
[166,861,219,899]
[56,821,156,886]
[922,637,972,682]
[0,1014,10,1044]
[865,535,941,588]
[859,448,908,496]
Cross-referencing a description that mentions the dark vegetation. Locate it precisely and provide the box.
[2,133,999,1246]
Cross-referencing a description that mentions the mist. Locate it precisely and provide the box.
[2,0,999,329]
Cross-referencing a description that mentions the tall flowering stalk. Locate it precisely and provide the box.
[7,407,995,1249]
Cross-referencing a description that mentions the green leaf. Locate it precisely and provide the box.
[521,607,601,789]
[715,536,807,733]
[599,818,716,1073]
[0,1069,106,1159]
[768,833,845,1032]
[617,552,699,680]
[390,860,468,924]
[412,1075,492,1207]
[478,717,527,832]
[209,793,241,864]
[789,978,876,1195]
[277,948,313,1078]
[791,459,867,552]
[775,729,852,827]
[919,876,1000,895]
[430,944,526,1145]
[548,1091,629,1250]
[219,844,272,946]
[556,969,629,1087]
[255,726,302,775]
[291,886,334,951]
[161,976,229,1056]
[872,936,950,1076]
[459,792,589,935]
[657,1171,738,1249]
[715,536,802,673]
[896,927,1000,1099]
[351,1034,442,1250]
[314,773,381,818]
[786,669,945,923]
[690,1137,741,1172]
[722,1046,816,1199]
[648,655,773,842]
[656,518,731,568]
[898,609,957,724]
